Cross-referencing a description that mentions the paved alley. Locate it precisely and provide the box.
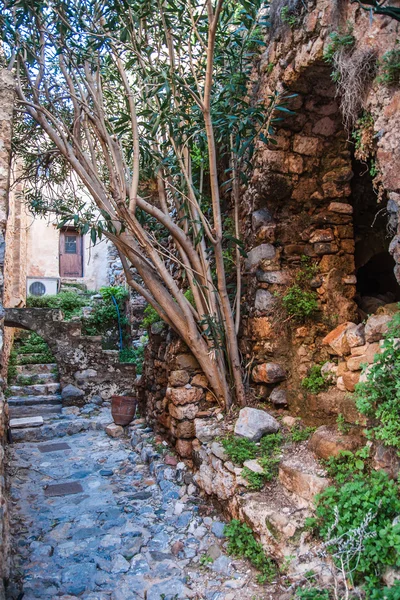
[6,408,275,600]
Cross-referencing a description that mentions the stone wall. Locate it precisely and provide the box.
[0,67,15,599]
[4,308,136,404]
[241,0,400,426]
[138,324,213,459]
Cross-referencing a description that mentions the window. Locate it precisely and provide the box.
[65,235,77,254]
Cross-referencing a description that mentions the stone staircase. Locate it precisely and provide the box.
[9,362,62,433]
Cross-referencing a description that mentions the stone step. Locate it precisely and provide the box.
[10,418,92,443]
[9,383,61,397]
[16,364,57,375]
[10,416,44,429]
[278,447,329,507]
[9,404,62,419]
[15,372,58,385]
[8,394,62,407]
[16,353,54,363]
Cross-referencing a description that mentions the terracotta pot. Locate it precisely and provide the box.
[111,395,137,426]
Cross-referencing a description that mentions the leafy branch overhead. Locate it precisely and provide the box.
[1,0,295,409]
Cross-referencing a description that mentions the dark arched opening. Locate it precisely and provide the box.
[351,158,400,316]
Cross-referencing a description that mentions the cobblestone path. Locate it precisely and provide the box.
[6,410,275,600]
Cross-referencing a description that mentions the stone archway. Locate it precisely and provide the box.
[4,308,136,404]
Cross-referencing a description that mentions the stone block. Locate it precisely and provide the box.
[309,426,361,460]
[169,402,198,421]
[312,116,337,136]
[171,419,195,439]
[234,407,280,441]
[254,289,275,313]
[257,224,276,243]
[252,208,273,232]
[243,459,264,474]
[373,444,400,479]
[328,202,353,215]
[345,323,365,348]
[342,370,360,392]
[293,135,320,155]
[314,242,339,255]
[174,353,200,370]
[309,229,334,243]
[210,442,228,461]
[278,463,329,502]
[175,438,193,458]
[194,418,222,443]
[167,386,203,406]
[244,244,276,271]
[10,416,43,429]
[365,342,381,363]
[269,387,288,407]
[105,423,124,438]
[364,314,391,342]
[74,368,97,380]
[256,270,290,285]
[252,362,286,384]
[61,384,85,401]
[168,370,190,387]
[347,355,367,371]
[322,322,352,356]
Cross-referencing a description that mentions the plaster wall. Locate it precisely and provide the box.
[25,214,109,291]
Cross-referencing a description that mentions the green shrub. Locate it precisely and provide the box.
[301,364,330,394]
[82,286,128,337]
[7,350,18,383]
[119,337,148,375]
[221,436,258,464]
[378,48,400,86]
[314,470,400,587]
[289,423,316,443]
[336,413,351,435]
[295,589,330,600]
[224,519,277,584]
[282,285,318,322]
[141,304,161,328]
[323,26,355,64]
[221,432,283,489]
[355,310,400,451]
[259,432,283,454]
[241,467,267,490]
[369,581,400,599]
[322,446,370,485]
[26,290,89,320]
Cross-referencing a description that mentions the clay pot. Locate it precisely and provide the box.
[111,395,137,426]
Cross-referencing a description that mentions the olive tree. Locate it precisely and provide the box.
[1,0,282,408]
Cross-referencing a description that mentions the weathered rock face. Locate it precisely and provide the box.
[234,407,280,441]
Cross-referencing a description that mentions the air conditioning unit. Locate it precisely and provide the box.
[27,277,60,297]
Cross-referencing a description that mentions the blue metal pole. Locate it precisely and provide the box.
[111,294,123,351]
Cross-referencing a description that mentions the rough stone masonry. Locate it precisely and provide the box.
[0,66,15,600]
